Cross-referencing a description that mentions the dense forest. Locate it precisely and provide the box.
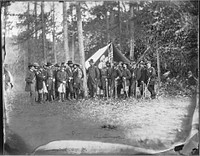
[2,1,198,81]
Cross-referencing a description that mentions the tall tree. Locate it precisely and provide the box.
[63,2,70,62]
[34,1,37,39]
[105,3,110,43]
[155,4,161,92]
[129,2,135,60]
[71,32,75,62]
[118,1,122,51]
[76,2,88,97]
[41,1,47,63]
[52,2,57,63]
[27,2,30,64]
[24,2,30,76]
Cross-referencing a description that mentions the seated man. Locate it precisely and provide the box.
[4,64,14,91]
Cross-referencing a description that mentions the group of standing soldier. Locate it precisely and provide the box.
[87,58,157,99]
[25,60,84,103]
[25,59,157,104]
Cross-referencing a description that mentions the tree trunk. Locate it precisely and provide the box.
[41,1,46,64]
[129,2,135,61]
[70,4,75,62]
[106,11,110,43]
[76,2,88,97]
[52,2,57,63]
[110,10,115,42]
[104,1,110,43]
[27,2,30,65]
[156,42,161,92]
[63,2,70,62]
[118,1,122,51]
[71,32,75,62]
[34,1,37,39]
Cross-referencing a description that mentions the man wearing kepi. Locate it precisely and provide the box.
[35,65,48,103]
[146,61,156,99]
[66,61,74,100]
[57,64,68,102]
[25,64,36,104]
[46,62,54,102]
[87,59,99,98]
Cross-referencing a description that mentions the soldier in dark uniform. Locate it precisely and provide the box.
[106,61,112,97]
[129,62,137,97]
[137,61,148,97]
[99,62,108,98]
[42,64,48,101]
[66,61,74,100]
[121,63,131,98]
[53,63,60,100]
[73,63,84,99]
[33,62,40,101]
[46,62,54,102]
[110,62,122,98]
[87,59,100,98]
[146,61,156,99]
[35,66,48,103]
[25,64,36,104]
[57,64,69,102]
[117,62,124,98]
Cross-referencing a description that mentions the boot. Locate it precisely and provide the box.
[70,93,74,100]
[45,93,48,102]
[58,93,62,102]
[61,93,65,102]
[48,93,51,102]
[37,93,42,104]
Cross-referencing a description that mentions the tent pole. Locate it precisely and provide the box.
[110,43,113,65]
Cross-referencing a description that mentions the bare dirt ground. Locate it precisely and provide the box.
[4,78,197,155]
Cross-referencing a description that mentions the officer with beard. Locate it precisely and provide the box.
[146,61,156,99]
[121,63,131,98]
[137,61,148,97]
[110,62,122,98]
[66,61,74,100]
[87,59,100,98]
[46,62,54,102]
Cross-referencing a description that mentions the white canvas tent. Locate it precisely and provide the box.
[85,43,130,69]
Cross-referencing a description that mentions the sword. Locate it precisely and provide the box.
[123,77,128,98]
[145,78,151,98]
[106,78,108,99]
[115,78,118,99]
[135,81,138,98]
[142,81,145,99]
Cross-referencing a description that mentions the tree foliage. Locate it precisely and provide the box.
[6,0,198,80]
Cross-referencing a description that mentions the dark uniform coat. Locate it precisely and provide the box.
[65,67,73,92]
[121,68,131,86]
[56,70,68,87]
[46,68,54,90]
[73,67,83,89]
[35,69,47,91]
[25,70,36,92]
[87,65,100,97]
[147,67,156,85]
[100,67,108,90]
[87,65,100,86]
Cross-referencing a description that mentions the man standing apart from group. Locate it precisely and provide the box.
[25,64,36,104]
[146,61,156,99]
